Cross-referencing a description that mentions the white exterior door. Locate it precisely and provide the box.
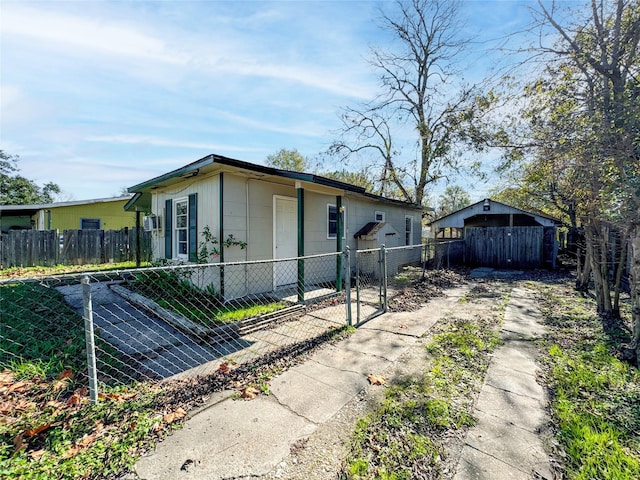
[273,196,298,287]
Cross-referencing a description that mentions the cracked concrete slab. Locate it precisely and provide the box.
[135,286,469,479]
[453,285,552,480]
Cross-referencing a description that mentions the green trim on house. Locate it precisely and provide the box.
[297,187,305,303]
[336,195,343,292]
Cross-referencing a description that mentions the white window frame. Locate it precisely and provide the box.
[375,211,385,222]
[404,215,413,246]
[174,197,189,260]
[327,204,346,240]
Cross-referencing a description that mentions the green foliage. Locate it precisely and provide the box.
[323,169,374,192]
[536,283,640,479]
[343,313,501,479]
[197,225,247,264]
[0,150,61,205]
[266,148,308,172]
[130,269,284,327]
[435,185,470,218]
[0,283,87,377]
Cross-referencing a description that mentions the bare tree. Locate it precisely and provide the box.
[330,0,485,206]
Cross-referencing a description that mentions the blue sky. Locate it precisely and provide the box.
[2,0,548,204]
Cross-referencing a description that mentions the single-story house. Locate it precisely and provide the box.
[126,154,423,298]
[0,196,136,233]
[428,198,561,269]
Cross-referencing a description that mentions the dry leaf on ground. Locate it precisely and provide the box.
[164,407,187,424]
[367,374,386,386]
[241,386,260,400]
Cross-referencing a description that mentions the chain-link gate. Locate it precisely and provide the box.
[353,247,386,325]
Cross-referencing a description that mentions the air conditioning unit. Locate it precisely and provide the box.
[143,215,160,232]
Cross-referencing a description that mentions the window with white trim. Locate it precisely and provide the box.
[375,211,385,222]
[405,215,413,246]
[327,204,346,239]
[174,198,188,259]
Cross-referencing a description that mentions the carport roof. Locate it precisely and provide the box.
[428,198,562,229]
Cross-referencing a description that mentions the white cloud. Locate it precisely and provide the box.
[2,5,186,65]
[85,134,263,153]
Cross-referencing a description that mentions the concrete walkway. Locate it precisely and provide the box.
[134,282,554,480]
[454,286,553,480]
[134,286,469,480]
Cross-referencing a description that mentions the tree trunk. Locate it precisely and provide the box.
[612,235,627,316]
[630,227,640,364]
[586,225,613,314]
[576,243,591,291]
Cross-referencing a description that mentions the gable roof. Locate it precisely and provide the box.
[428,198,562,228]
[126,153,422,212]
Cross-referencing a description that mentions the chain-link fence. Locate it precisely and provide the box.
[1,245,427,401]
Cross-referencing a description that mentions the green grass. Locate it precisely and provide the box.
[1,282,87,378]
[535,283,640,480]
[342,310,502,479]
[130,270,287,326]
[0,261,151,280]
[1,282,129,384]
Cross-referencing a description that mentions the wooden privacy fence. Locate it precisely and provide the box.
[465,226,545,269]
[0,229,152,268]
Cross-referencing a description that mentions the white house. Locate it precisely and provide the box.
[126,154,423,298]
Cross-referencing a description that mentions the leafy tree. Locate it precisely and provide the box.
[519,0,640,359]
[329,0,496,206]
[323,169,374,192]
[435,186,470,217]
[266,149,309,172]
[0,151,61,205]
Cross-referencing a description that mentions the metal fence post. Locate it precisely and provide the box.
[344,247,352,326]
[82,276,99,404]
[381,244,388,312]
[355,249,361,324]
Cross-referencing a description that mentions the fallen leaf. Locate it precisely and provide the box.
[25,423,51,437]
[67,387,88,405]
[217,362,229,373]
[63,445,81,459]
[399,324,407,329]
[367,374,386,386]
[0,370,14,384]
[78,433,97,448]
[52,378,70,392]
[58,369,73,380]
[163,407,187,424]
[8,381,30,394]
[241,386,260,400]
[29,449,46,460]
[13,432,24,452]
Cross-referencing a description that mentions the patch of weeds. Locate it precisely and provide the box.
[342,307,502,479]
[128,270,288,327]
[534,281,640,480]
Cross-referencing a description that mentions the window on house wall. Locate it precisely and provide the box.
[80,218,101,230]
[405,216,413,246]
[174,198,188,259]
[327,204,346,239]
[375,211,385,222]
